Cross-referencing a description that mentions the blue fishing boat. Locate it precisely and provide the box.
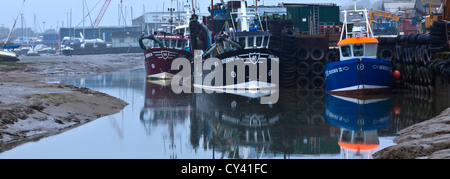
[325,93,391,132]
[324,4,393,96]
[324,93,392,158]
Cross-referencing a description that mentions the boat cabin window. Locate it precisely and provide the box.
[256,36,265,47]
[176,40,183,48]
[153,40,161,48]
[162,39,168,47]
[171,40,177,48]
[341,45,351,57]
[256,37,263,47]
[340,130,352,142]
[263,36,269,47]
[365,43,378,57]
[238,37,246,45]
[353,44,364,57]
[247,36,254,47]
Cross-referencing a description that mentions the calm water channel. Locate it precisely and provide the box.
[0,67,445,159]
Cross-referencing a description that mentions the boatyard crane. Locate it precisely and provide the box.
[369,9,400,35]
[368,9,400,25]
[91,0,112,27]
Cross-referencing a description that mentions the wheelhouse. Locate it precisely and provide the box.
[234,31,271,49]
[144,35,189,51]
[337,37,379,60]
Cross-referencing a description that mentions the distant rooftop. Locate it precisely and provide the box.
[382,2,415,14]
[60,25,141,30]
[278,3,338,7]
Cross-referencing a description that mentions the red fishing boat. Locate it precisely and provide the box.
[139,34,192,80]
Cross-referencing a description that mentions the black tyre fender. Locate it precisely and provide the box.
[296,76,311,89]
[379,48,394,61]
[296,47,310,61]
[296,62,310,76]
[325,50,339,63]
[281,28,296,38]
[310,47,325,61]
[432,20,448,29]
[310,61,324,76]
[311,76,325,88]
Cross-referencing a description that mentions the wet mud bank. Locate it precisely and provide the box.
[0,53,143,152]
[373,108,450,159]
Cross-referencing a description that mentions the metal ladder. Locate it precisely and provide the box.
[313,5,320,34]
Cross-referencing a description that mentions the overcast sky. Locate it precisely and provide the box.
[0,0,354,32]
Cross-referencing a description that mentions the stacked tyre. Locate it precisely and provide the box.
[379,31,446,99]
[428,53,450,79]
[279,20,297,88]
[294,47,326,90]
[268,19,282,51]
[429,20,449,54]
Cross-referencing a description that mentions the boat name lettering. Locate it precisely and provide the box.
[145,53,153,58]
[221,57,241,64]
[325,66,349,77]
[372,65,391,71]
[155,35,183,39]
[325,108,349,123]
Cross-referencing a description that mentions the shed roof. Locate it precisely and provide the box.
[382,2,415,14]
[417,0,442,6]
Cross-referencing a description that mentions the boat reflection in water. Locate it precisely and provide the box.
[325,93,392,159]
[140,80,190,123]
[139,80,190,158]
[195,91,280,159]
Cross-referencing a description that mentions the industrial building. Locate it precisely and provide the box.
[110,31,143,48]
[59,26,141,43]
[415,0,443,17]
[283,3,340,35]
[132,10,189,34]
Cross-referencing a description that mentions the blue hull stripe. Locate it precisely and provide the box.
[324,58,392,92]
[325,93,392,131]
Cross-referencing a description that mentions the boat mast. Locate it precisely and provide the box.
[340,10,347,40]
[83,0,85,38]
[170,0,174,33]
[4,0,26,47]
[239,0,249,32]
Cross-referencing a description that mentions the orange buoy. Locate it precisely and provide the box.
[393,70,401,80]
[394,105,401,115]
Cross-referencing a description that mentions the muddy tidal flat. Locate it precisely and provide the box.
[0,53,143,152]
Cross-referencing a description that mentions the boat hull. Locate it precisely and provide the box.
[0,50,20,62]
[194,48,277,93]
[144,48,192,80]
[325,93,391,131]
[324,58,392,95]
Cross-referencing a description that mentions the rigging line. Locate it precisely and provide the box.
[75,0,103,28]
[4,0,26,47]
[85,0,94,25]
